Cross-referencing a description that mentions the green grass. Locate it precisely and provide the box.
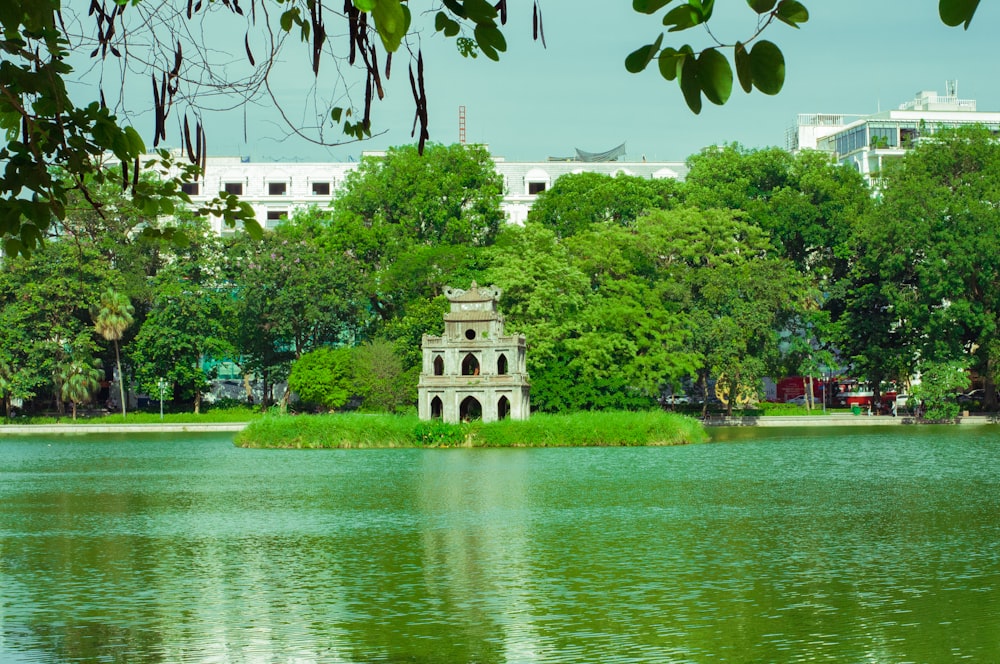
[3,406,260,425]
[234,411,709,449]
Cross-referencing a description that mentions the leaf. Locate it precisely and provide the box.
[372,0,406,52]
[657,47,682,81]
[746,0,777,12]
[633,0,673,13]
[435,11,460,36]
[662,3,701,31]
[331,107,343,123]
[279,9,296,32]
[353,0,376,11]
[775,0,809,27]
[750,40,784,95]
[678,47,702,114]
[697,47,732,105]
[473,24,507,61]
[625,34,664,74]
[939,0,979,28]
[734,41,752,93]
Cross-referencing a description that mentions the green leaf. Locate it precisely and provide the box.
[625,34,664,74]
[435,11,461,36]
[473,24,506,61]
[372,0,407,52]
[657,47,682,81]
[279,9,297,32]
[678,47,702,114]
[331,107,343,123]
[746,0,777,12]
[775,0,809,27]
[697,48,732,105]
[939,0,979,28]
[662,3,701,31]
[633,0,673,13]
[734,41,752,93]
[353,0,376,11]
[750,40,784,95]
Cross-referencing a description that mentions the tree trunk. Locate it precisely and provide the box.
[194,389,201,414]
[115,339,127,419]
[700,372,709,418]
[806,374,815,411]
[71,401,78,420]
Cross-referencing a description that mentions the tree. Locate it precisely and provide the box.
[2,0,978,254]
[528,172,680,239]
[129,219,234,413]
[225,212,367,406]
[287,347,354,412]
[327,142,503,324]
[57,356,103,420]
[848,125,1000,409]
[93,288,135,418]
[351,340,414,413]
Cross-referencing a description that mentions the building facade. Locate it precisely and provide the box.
[417,283,529,423]
[788,83,1000,183]
[173,151,687,234]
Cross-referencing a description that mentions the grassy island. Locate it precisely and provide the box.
[234,411,708,449]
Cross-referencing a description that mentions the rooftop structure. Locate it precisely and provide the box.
[788,82,1000,183]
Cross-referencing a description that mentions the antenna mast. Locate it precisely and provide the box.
[459,105,466,145]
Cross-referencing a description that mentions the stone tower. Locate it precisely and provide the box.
[418,283,530,423]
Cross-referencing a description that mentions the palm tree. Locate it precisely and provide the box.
[93,288,135,418]
[58,358,103,420]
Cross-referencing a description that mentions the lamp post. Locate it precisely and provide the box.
[158,378,165,420]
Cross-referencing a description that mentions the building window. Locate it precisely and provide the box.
[268,182,287,196]
[497,354,508,375]
[461,353,480,376]
[265,210,287,229]
[181,182,200,195]
[465,329,476,340]
[431,396,443,419]
[224,182,243,195]
[311,181,331,196]
[433,355,444,376]
[498,396,510,420]
[528,181,546,195]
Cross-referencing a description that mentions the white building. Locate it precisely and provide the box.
[788,82,1000,183]
[175,151,687,234]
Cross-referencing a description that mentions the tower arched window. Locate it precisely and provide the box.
[433,355,444,376]
[461,353,480,376]
[497,353,508,375]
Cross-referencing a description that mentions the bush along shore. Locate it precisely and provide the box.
[234,411,709,449]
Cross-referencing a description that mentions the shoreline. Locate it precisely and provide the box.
[2,414,998,436]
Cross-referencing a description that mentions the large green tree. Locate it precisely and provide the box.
[129,219,234,413]
[846,125,1000,407]
[327,142,503,324]
[527,172,680,239]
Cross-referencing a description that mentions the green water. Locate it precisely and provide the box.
[1,427,997,662]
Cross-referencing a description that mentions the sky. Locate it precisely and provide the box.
[69,1,1000,164]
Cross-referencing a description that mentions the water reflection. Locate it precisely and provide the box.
[1,430,998,662]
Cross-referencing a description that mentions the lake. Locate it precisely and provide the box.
[1,426,998,662]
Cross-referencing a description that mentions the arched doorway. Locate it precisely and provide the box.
[430,396,443,419]
[433,355,444,376]
[497,395,510,420]
[497,353,508,375]
[460,396,482,421]
[461,353,480,376]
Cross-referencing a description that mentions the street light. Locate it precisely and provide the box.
[158,378,165,420]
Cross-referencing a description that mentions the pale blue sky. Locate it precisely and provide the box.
[72,1,1000,163]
